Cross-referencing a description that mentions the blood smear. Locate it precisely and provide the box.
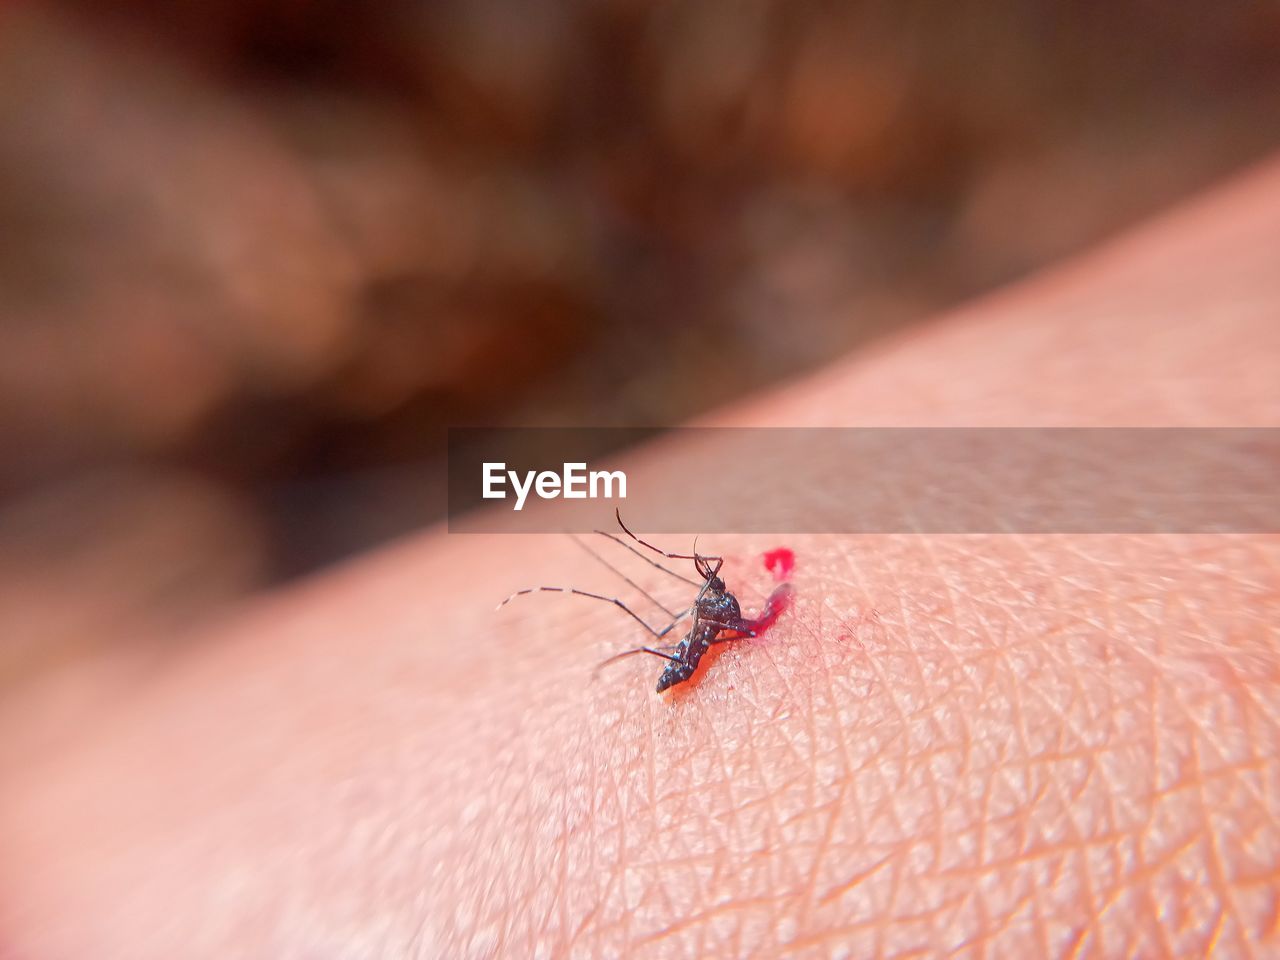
[762,547,795,582]
[753,583,794,633]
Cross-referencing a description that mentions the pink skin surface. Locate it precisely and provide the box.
[3,162,1280,959]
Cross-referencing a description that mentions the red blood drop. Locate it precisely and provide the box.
[762,547,795,582]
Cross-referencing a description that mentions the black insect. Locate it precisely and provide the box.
[499,510,792,692]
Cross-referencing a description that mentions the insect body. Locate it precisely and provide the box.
[651,560,741,692]
[499,510,793,692]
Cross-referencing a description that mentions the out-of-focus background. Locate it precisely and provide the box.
[2,1,1279,736]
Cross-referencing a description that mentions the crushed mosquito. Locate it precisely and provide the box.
[497,509,794,692]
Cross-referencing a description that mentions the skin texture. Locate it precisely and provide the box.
[3,157,1280,959]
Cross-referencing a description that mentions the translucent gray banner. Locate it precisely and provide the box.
[448,428,1279,533]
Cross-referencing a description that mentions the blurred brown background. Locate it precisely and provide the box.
[2,1,1279,720]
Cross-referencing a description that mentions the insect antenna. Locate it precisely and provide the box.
[614,509,722,568]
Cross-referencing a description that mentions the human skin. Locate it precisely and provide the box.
[3,159,1280,959]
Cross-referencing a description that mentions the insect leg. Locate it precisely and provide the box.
[703,617,758,637]
[570,533,685,616]
[590,530,701,587]
[707,629,755,645]
[498,586,686,640]
[595,645,682,669]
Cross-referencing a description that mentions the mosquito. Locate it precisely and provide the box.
[498,509,793,692]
